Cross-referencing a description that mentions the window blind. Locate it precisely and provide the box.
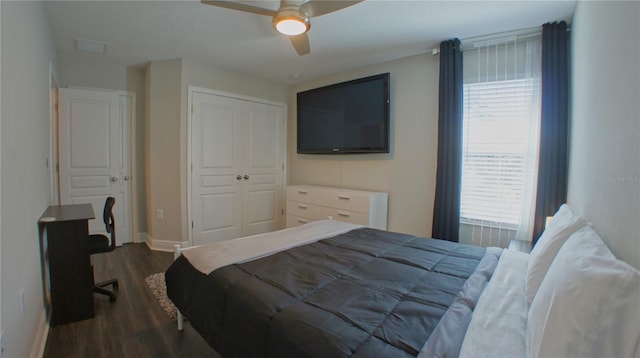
[461,78,540,227]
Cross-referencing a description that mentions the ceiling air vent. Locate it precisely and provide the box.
[74,39,107,55]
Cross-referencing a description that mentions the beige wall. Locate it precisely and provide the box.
[181,60,290,104]
[288,53,440,237]
[568,0,640,269]
[145,59,183,245]
[57,56,128,90]
[1,1,58,356]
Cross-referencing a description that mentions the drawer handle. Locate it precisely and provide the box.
[338,195,351,200]
[298,190,308,194]
[338,211,351,218]
[297,204,308,209]
[297,218,308,224]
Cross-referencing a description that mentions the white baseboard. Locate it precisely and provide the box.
[144,234,189,252]
[30,310,49,358]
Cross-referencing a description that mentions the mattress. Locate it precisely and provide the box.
[166,220,502,357]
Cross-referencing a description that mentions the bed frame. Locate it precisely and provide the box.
[173,244,185,332]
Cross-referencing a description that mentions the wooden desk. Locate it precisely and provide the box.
[39,204,95,326]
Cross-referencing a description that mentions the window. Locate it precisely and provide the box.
[460,36,541,247]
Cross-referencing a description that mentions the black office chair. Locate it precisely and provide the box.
[90,196,119,302]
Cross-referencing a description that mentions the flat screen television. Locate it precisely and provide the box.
[297,73,390,154]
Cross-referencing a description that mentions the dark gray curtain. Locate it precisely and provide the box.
[532,21,570,245]
[431,39,463,242]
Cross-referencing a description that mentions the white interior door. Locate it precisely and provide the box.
[190,90,285,246]
[58,88,132,244]
[242,101,285,236]
[191,93,243,245]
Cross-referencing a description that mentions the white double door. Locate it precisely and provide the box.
[58,88,133,244]
[190,90,285,246]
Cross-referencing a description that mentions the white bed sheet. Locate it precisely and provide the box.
[459,249,530,358]
[181,219,364,274]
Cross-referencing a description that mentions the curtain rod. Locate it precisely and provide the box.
[432,27,540,56]
[463,31,542,51]
[431,24,570,55]
[460,26,541,45]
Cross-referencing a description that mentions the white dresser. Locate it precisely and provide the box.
[286,185,388,230]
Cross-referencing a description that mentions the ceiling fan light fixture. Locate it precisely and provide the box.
[273,8,310,36]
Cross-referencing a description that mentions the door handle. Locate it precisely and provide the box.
[244,175,250,180]
[111,176,119,183]
[123,176,131,181]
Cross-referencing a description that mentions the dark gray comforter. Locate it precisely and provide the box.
[166,227,500,357]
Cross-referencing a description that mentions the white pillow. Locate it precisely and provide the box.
[528,225,640,358]
[525,204,586,305]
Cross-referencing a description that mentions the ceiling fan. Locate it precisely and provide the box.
[202,0,362,56]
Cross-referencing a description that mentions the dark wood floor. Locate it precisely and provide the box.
[43,243,219,358]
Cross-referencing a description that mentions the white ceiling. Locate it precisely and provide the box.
[44,0,577,85]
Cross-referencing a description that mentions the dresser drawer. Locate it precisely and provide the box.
[321,208,369,226]
[323,190,371,213]
[286,214,314,228]
[287,186,323,204]
[286,200,324,220]
[286,184,388,229]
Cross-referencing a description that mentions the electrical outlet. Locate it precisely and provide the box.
[19,288,25,319]
[156,209,164,220]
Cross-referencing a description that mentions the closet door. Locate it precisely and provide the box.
[190,90,285,246]
[191,93,243,245]
[242,101,285,236]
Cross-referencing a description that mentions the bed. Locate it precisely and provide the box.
[166,206,640,358]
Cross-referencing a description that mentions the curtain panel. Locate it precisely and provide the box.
[532,21,570,245]
[432,39,463,242]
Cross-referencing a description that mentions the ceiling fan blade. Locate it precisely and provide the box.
[201,1,276,17]
[300,0,363,17]
[290,33,310,56]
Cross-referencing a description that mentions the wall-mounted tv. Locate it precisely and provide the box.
[297,73,390,154]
